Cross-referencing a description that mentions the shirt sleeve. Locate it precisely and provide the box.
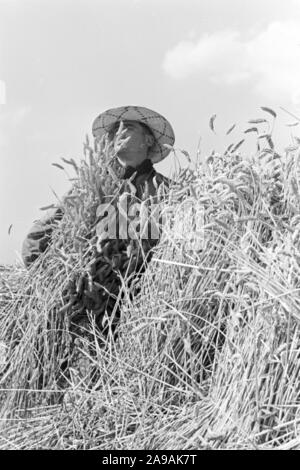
[21,206,63,268]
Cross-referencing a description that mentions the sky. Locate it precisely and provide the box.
[1,0,300,265]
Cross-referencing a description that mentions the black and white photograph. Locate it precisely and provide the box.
[0,0,300,452]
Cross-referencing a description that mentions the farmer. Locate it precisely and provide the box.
[22,105,175,268]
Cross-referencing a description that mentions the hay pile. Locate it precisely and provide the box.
[1,110,300,449]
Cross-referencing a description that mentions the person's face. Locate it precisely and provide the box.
[109,120,154,167]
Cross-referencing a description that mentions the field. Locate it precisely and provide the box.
[1,110,300,450]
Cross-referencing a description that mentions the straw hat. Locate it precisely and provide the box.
[92,105,175,164]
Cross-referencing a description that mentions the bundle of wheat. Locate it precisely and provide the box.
[1,108,300,449]
[0,125,165,415]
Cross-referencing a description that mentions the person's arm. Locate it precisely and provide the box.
[22,206,63,268]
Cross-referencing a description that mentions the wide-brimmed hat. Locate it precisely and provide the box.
[92,105,175,163]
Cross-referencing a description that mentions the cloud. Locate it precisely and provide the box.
[163,30,243,80]
[162,21,300,105]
